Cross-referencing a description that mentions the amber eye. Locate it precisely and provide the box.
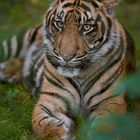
[81,24,96,35]
[83,24,92,31]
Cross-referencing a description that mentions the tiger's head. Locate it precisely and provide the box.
[43,0,121,77]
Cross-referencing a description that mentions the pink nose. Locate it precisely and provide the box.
[60,51,75,62]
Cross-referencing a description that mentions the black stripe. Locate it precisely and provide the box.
[44,65,76,101]
[91,1,99,8]
[79,3,91,11]
[39,104,54,116]
[95,17,112,47]
[41,91,67,101]
[44,73,76,101]
[89,95,118,113]
[16,31,25,57]
[60,0,65,2]
[46,10,53,25]
[44,73,65,89]
[83,39,124,95]
[106,17,112,38]
[57,121,65,127]
[67,77,82,98]
[100,21,106,35]
[47,9,57,27]
[65,10,73,22]
[63,3,74,8]
[83,0,99,8]
[83,48,122,95]
[29,26,40,46]
[87,66,123,105]
[97,18,112,46]
[38,104,61,120]
[41,91,76,119]
[41,91,70,108]
[74,0,80,6]
[33,62,43,74]
[38,116,49,126]
[44,64,64,86]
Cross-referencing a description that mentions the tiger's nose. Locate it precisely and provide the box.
[53,50,74,62]
[60,52,75,62]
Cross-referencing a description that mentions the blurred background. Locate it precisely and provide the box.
[0,0,140,140]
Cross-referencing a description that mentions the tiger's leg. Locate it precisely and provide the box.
[89,94,126,136]
[32,94,76,140]
[0,58,23,83]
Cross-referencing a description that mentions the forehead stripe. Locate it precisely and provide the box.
[79,3,91,11]
[46,9,57,25]
[63,3,74,8]
[84,0,99,8]
[91,1,99,8]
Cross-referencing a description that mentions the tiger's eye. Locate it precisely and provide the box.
[83,24,92,31]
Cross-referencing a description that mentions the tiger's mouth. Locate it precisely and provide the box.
[46,54,87,77]
[57,66,80,77]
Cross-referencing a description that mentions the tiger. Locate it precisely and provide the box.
[31,0,135,140]
[0,25,45,96]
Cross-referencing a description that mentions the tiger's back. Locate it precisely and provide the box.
[0,25,45,95]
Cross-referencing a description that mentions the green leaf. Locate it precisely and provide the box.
[115,72,140,99]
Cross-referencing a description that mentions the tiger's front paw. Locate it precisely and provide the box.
[0,58,23,83]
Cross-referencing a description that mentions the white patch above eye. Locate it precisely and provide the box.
[86,11,92,19]
[57,67,80,78]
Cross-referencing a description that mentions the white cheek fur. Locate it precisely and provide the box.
[57,67,80,78]
[90,26,120,62]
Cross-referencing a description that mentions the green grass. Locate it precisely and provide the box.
[0,1,140,140]
[0,83,41,140]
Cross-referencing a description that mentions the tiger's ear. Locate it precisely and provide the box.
[97,0,121,7]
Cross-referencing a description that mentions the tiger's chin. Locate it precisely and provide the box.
[57,66,80,78]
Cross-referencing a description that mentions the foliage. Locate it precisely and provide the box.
[0,83,40,140]
[115,72,140,99]
[76,113,140,140]
[126,0,140,3]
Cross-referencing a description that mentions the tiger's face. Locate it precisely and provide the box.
[43,0,120,77]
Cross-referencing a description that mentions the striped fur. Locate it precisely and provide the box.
[32,0,135,140]
[0,28,36,62]
[0,25,44,96]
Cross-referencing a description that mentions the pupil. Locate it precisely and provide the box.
[85,25,90,30]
